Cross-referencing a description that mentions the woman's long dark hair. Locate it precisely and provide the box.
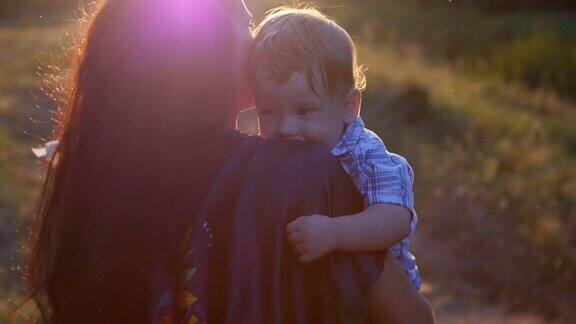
[28,0,237,322]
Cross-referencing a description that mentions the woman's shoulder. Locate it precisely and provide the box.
[222,133,343,186]
[255,138,339,172]
[218,135,362,215]
[225,132,336,166]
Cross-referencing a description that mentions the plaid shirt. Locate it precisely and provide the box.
[331,117,421,289]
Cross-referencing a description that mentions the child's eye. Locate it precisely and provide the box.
[297,108,315,117]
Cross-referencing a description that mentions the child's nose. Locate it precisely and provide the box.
[278,118,300,139]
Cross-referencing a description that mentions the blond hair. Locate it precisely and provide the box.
[250,5,366,99]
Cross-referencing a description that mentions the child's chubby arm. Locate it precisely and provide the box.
[286,204,411,263]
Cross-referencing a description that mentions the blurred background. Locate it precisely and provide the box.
[1,0,575,322]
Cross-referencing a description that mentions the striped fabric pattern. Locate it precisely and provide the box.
[331,117,421,289]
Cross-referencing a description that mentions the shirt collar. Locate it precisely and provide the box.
[330,117,365,157]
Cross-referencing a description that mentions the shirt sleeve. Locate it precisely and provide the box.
[358,150,416,212]
[358,150,418,241]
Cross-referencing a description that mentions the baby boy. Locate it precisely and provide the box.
[250,6,420,290]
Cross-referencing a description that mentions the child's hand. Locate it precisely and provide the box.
[286,215,338,263]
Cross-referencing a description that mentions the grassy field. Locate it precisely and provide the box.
[0,21,63,322]
[359,43,576,321]
[1,0,575,322]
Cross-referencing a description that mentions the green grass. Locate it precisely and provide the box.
[321,0,576,97]
[0,22,64,322]
[0,126,41,322]
[356,41,576,320]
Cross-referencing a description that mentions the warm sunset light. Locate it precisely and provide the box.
[1,0,575,323]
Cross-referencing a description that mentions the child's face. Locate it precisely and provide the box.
[254,70,358,148]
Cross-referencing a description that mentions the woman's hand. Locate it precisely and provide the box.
[366,251,435,324]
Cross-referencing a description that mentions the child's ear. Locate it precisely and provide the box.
[341,88,362,124]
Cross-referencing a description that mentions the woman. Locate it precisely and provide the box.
[28,0,433,322]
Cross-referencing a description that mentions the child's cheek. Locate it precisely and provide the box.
[302,124,329,147]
